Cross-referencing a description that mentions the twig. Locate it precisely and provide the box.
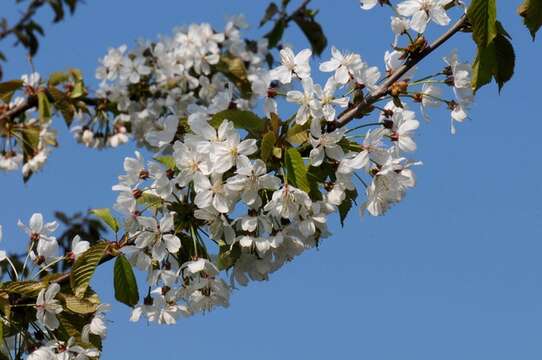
[0,0,47,40]
[336,14,468,128]
[0,91,107,129]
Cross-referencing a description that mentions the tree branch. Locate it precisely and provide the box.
[336,14,468,128]
[0,91,106,128]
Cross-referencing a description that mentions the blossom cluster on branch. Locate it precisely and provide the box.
[0,0,540,358]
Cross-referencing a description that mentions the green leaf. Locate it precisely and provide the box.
[0,80,23,103]
[1,280,46,297]
[338,138,364,153]
[70,241,108,298]
[48,87,75,126]
[70,81,84,98]
[493,30,515,91]
[518,0,542,39]
[286,123,309,145]
[292,11,328,56]
[338,189,358,226]
[215,55,252,98]
[69,69,85,98]
[155,155,176,169]
[269,112,282,135]
[472,45,495,91]
[48,71,69,86]
[69,68,83,81]
[272,147,282,159]
[471,23,515,92]
[91,208,119,233]
[137,192,164,210]
[260,131,276,161]
[64,0,78,13]
[216,243,241,271]
[265,18,287,48]
[210,110,266,135]
[467,0,497,47]
[59,293,99,314]
[113,255,139,307]
[49,0,65,22]
[18,125,41,182]
[260,2,279,27]
[57,311,103,350]
[37,91,52,123]
[285,147,310,192]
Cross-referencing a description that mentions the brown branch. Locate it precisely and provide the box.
[0,91,106,127]
[0,95,38,122]
[336,14,468,128]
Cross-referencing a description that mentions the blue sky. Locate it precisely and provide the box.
[1,1,541,359]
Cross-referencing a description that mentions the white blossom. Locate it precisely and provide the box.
[396,0,451,33]
[36,283,62,330]
[270,47,312,84]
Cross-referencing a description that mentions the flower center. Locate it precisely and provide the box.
[419,0,432,12]
[211,181,223,194]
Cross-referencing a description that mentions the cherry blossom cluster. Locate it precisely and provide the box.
[0,73,59,176]
[102,2,473,325]
[0,1,477,358]
[0,217,106,359]
[87,16,268,150]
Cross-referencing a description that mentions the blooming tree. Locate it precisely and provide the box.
[0,0,540,358]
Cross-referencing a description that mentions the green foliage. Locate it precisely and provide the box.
[338,189,358,226]
[48,87,75,126]
[57,310,102,350]
[471,22,515,92]
[215,55,252,98]
[518,0,542,39]
[292,9,327,56]
[261,1,327,55]
[0,0,82,80]
[260,131,277,162]
[47,71,70,86]
[113,255,139,307]
[18,125,41,182]
[91,208,120,233]
[37,90,52,123]
[69,68,85,98]
[260,2,279,27]
[47,0,81,23]
[210,109,266,135]
[154,155,176,170]
[0,80,23,103]
[70,241,109,298]
[286,123,309,145]
[137,192,165,210]
[54,211,106,273]
[285,147,310,193]
[265,18,287,48]
[59,291,100,314]
[1,280,47,297]
[467,1,516,92]
[216,243,241,271]
[467,0,497,48]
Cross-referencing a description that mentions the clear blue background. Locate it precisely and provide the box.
[1,1,541,359]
